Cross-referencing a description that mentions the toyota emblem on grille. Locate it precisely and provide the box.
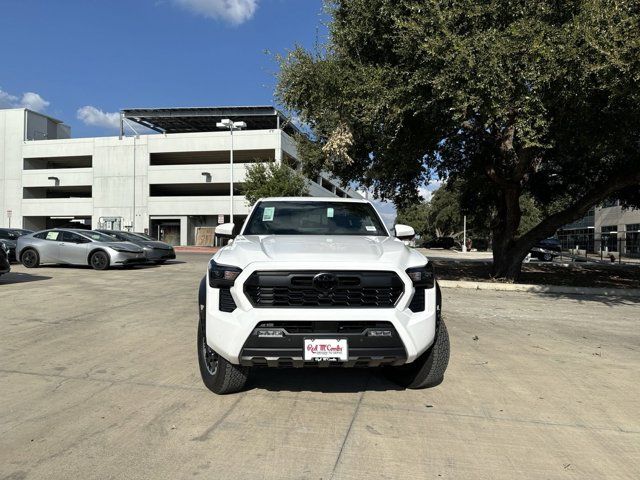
[313,273,337,291]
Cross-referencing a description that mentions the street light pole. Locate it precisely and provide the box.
[230,126,234,224]
[216,119,247,226]
[462,215,467,253]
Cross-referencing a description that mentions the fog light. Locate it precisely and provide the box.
[367,329,392,337]
[257,329,284,338]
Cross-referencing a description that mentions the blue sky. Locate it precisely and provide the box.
[0,0,328,137]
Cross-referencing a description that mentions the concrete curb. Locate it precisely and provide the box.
[438,279,640,298]
[175,246,218,254]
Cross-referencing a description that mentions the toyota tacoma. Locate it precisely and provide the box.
[197,197,449,394]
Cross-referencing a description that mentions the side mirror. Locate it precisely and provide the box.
[394,224,415,240]
[215,223,236,239]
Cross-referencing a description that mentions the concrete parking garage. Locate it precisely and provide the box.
[0,254,638,479]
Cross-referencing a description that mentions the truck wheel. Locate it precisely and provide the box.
[90,251,110,270]
[197,316,249,394]
[542,252,553,262]
[387,318,450,389]
[21,249,40,268]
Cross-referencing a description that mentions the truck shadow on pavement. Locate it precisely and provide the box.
[248,368,404,393]
[0,272,52,284]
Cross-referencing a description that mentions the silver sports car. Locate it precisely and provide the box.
[17,229,146,270]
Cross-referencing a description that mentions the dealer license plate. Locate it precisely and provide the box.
[304,339,348,362]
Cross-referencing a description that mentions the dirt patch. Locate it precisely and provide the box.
[433,260,640,289]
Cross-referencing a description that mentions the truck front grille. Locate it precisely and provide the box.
[243,271,403,308]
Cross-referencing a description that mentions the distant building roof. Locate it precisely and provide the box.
[121,106,299,136]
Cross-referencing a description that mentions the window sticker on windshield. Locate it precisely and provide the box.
[262,207,275,222]
[327,207,334,218]
[365,226,377,232]
[46,231,59,241]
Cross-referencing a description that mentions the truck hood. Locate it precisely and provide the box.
[215,235,428,270]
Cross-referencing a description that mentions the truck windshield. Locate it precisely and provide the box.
[243,201,388,236]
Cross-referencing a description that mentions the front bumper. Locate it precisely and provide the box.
[144,248,176,262]
[111,251,147,265]
[239,321,407,367]
[205,262,437,365]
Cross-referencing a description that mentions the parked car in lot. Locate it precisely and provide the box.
[422,236,457,249]
[0,242,10,277]
[96,230,176,264]
[17,229,146,270]
[0,229,20,262]
[197,197,450,394]
[0,228,33,262]
[531,237,562,261]
[9,228,34,236]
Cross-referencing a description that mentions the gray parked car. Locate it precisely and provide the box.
[95,230,176,264]
[0,228,32,262]
[0,242,10,277]
[17,229,146,270]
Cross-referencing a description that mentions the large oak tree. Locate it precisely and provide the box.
[277,0,640,280]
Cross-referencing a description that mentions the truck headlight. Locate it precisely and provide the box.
[406,263,435,289]
[209,259,242,288]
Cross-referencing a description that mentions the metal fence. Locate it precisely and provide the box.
[557,230,640,264]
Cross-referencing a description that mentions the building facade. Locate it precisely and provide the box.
[558,203,640,255]
[0,107,359,245]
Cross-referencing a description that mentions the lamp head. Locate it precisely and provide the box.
[216,118,233,129]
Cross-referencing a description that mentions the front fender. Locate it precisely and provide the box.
[198,276,206,320]
[436,281,442,323]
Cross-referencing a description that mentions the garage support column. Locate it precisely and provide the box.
[180,217,188,246]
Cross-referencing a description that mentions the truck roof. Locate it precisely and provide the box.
[257,197,369,203]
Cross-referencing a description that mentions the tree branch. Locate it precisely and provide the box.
[518,169,640,249]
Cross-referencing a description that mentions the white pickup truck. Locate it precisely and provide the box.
[197,197,449,394]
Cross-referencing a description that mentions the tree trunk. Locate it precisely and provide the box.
[491,239,533,281]
[490,186,526,281]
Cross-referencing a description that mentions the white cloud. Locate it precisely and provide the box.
[173,0,258,25]
[418,179,442,202]
[0,87,50,112]
[76,106,120,130]
[20,92,50,112]
[0,89,18,108]
[418,185,434,202]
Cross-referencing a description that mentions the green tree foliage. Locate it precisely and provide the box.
[427,187,465,238]
[395,202,430,238]
[398,182,541,241]
[277,0,640,279]
[242,162,309,206]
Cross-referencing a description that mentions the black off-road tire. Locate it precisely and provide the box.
[90,251,110,270]
[386,318,450,389]
[21,249,40,268]
[197,315,249,395]
[542,252,553,262]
